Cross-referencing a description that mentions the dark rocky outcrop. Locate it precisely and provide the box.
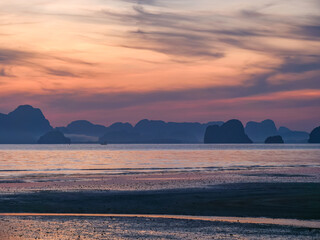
[0,105,53,143]
[204,119,252,144]
[308,126,320,143]
[245,119,278,143]
[265,135,284,144]
[37,130,71,144]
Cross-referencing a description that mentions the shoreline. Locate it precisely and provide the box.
[1,165,319,193]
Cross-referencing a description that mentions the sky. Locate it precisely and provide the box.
[0,0,319,130]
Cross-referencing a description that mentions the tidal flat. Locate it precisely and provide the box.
[0,182,320,220]
[0,144,319,239]
[0,172,320,239]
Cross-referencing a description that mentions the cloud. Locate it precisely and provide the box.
[0,68,7,76]
[0,47,95,80]
[120,0,161,6]
[94,3,320,62]
[15,67,318,113]
[278,56,320,73]
[97,6,231,59]
[0,48,34,65]
[4,1,317,61]
[121,29,224,59]
[53,56,94,66]
[296,24,320,38]
[0,68,15,77]
[43,67,78,78]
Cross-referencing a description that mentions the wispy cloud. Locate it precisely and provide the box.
[0,48,35,65]
[0,0,319,130]
[43,67,79,78]
[0,67,15,77]
[93,3,320,61]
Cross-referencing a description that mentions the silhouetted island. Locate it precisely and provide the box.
[204,119,253,144]
[265,135,284,144]
[37,130,71,144]
[0,105,52,143]
[245,119,278,142]
[308,126,320,143]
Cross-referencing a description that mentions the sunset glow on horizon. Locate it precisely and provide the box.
[0,0,319,130]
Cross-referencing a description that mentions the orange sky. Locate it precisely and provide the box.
[0,0,319,130]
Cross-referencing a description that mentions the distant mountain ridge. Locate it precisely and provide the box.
[278,126,309,143]
[59,119,224,143]
[0,105,315,144]
[57,120,108,137]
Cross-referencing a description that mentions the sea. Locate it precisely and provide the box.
[0,144,319,177]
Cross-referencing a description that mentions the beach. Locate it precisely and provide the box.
[1,171,320,239]
[0,171,320,219]
[0,144,319,239]
[2,0,320,237]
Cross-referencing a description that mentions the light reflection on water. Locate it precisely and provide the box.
[0,144,319,177]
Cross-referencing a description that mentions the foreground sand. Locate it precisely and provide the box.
[0,167,319,239]
[0,215,319,240]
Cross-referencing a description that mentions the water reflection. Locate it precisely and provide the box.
[0,144,319,177]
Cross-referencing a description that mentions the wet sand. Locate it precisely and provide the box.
[0,165,319,192]
[0,169,319,239]
[1,182,319,219]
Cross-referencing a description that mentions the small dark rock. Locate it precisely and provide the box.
[265,135,284,144]
[308,126,320,143]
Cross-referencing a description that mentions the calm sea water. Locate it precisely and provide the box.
[0,144,319,177]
